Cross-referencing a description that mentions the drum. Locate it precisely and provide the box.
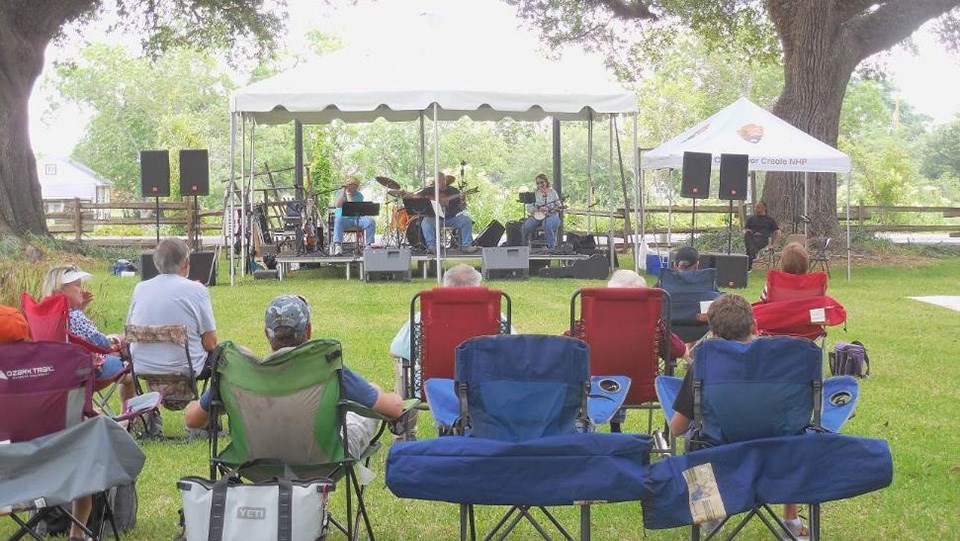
[405,216,426,247]
[390,207,412,232]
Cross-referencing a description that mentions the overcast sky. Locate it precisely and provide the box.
[28,0,960,156]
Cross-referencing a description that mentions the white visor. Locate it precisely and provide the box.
[62,269,92,283]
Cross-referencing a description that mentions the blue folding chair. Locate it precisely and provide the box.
[387,335,653,540]
[648,337,889,541]
[658,269,722,343]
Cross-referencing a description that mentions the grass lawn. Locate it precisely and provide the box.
[4,254,959,539]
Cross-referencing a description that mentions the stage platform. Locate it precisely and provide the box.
[274,249,592,280]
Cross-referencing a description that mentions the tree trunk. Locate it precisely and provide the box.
[763,1,855,237]
[0,12,50,237]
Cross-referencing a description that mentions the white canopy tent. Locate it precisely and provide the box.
[227,42,640,284]
[641,97,853,279]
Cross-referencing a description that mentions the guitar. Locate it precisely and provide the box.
[530,198,568,220]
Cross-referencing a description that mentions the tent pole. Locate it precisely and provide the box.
[633,114,641,272]
[846,172,851,281]
[419,113,426,187]
[239,118,246,277]
[228,113,236,286]
[433,104,441,284]
[804,172,810,241]
[608,115,615,271]
[587,113,594,234]
[244,121,257,278]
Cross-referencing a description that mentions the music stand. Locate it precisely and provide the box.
[402,198,435,217]
[342,201,381,217]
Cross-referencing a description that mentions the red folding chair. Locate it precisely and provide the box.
[571,287,675,450]
[764,270,828,302]
[406,287,510,402]
[21,292,132,416]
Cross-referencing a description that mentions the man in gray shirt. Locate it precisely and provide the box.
[126,237,218,375]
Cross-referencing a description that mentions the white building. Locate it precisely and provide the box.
[36,156,112,216]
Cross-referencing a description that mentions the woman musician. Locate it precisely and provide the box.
[522,173,562,250]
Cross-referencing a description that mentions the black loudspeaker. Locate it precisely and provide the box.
[710,253,749,288]
[475,220,505,248]
[504,220,524,247]
[179,149,210,196]
[140,252,217,286]
[681,151,712,199]
[718,153,749,201]
[539,254,611,280]
[140,150,170,197]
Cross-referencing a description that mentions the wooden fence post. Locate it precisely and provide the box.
[73,198,82,242]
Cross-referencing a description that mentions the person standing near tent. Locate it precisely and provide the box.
[521,173,563,251]
[743,201,781,270]
[331,176,377,255]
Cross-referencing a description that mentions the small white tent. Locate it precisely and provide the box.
[642,97,850,173]
[642,97,852,278]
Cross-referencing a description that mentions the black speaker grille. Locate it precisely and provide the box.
[140,150,170,198]
[179,149,210,196]
[718,153,749,201]
[681,152,712,199]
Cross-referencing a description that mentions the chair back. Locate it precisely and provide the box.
[455,335,588,442]
[0,341,95,442]
[20,292,69,342]
[213,339,347,468]
[22,292,117,355]
[764,270,827,302]
[125,324,196,409]
[753,295,847,340]
[412,287,508,399]
[572,287,668,405]
[658,269,721,343]
[692,337,822,446]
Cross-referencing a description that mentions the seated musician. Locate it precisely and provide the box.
[414,172,477,254]
[521,173,562,251]
[332,176,376,255]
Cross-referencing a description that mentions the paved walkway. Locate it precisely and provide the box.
[907,296,960,312]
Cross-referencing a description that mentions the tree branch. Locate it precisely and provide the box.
[845,0,960,59]
[590,0,657,21]
[835,0,881,23]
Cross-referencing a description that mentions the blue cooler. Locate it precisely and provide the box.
[646,253,664,277]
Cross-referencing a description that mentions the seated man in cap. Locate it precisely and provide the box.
[673,245,700,272]
[185,295,404,458]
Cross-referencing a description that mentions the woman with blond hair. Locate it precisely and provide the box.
[759,242,810,302]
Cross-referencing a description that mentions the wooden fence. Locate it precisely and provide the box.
[45,198,960,245]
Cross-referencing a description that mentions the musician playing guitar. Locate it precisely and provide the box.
[410,172,478,254]
[522,173,563,251]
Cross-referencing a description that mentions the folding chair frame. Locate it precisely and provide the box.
[688,341,825,541]
[570,288,676,453]
[207,341,410,541]
[8,499,120,541]
[453,339,595,541]
[125,324,205,411]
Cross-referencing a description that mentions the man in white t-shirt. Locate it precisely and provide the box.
[126,237,218,376]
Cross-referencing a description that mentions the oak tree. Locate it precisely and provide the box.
[0,0,282,237]
[509,0,960,235]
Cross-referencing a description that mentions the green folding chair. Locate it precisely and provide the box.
[207,339,418,540]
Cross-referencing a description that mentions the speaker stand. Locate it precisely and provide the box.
[690,198,698,246]
[191,195,202,251]
[154,196,161,244]
[726,200,734,254]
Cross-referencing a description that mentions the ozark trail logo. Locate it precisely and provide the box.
[1,366,54,380]
[237,506,266,520]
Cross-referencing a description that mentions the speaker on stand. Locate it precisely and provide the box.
[718,153,749,254]
[140,150,170,244]
[179,149,209,251]
[682,151,712,245]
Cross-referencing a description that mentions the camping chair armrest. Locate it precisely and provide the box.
[341,398,421,422]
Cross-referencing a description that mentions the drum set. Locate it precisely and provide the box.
[377,176,427,248]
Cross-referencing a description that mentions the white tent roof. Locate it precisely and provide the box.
[642,97,850,174]
[230,44,637,124]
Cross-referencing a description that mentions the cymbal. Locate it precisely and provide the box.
[375,176,402,190]
[387,189,408,198]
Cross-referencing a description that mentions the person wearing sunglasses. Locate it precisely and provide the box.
[521,173,563,251]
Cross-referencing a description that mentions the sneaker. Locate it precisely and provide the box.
[331,243,343,256]
[462,245,479,254]
[780,518,809,540]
